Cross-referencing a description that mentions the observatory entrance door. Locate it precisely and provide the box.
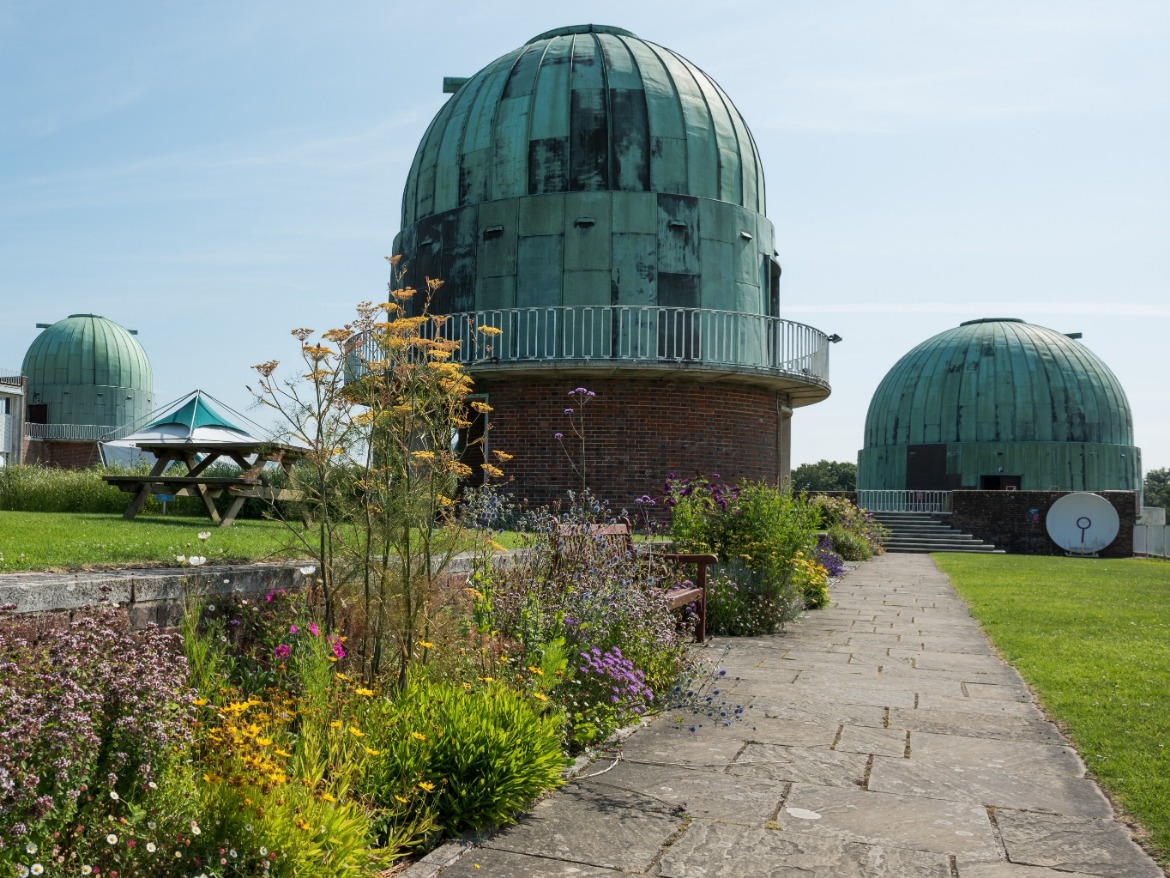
[906,444,948,491]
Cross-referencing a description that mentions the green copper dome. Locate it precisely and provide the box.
[22,314,155,432]
[859,318,1140,492]
[394,24,780,320]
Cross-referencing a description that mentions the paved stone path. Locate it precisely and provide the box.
[417,553,1164,877]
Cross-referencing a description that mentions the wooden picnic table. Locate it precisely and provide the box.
[104,441,305,526]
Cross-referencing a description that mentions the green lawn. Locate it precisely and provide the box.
[933,553,1170,864]
[0,511,297,572]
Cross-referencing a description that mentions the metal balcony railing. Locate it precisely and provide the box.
[857,490,953,513]
[353,306,830,387]
[23,423,129,442]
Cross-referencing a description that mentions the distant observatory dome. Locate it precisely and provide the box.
[859,318,1140,492]
[22,314,154,432]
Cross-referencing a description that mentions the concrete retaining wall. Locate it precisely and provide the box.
[0,556,480,630]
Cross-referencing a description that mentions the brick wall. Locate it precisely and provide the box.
[474,376,789,515]
[950,490,1139,557]
[21,439,101,468]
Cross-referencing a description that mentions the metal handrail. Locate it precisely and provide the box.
[354,306,830,385]
[23,423,126,441]
[857,490,953,513]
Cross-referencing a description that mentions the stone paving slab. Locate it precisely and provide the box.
[994,810,1165,878]
[728,743,869,788]
[658,820,952,878]
[776,781,1002,859]
[432,554,1165,878]
[908,730,1085,777]
[868,757,1111,816]
[579,762,783,825]
[481,783,680,872]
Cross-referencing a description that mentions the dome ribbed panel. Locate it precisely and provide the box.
[399,27,766,228]
[862,320,1135,450]
[22,315,151,392]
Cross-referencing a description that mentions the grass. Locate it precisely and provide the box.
[0,511,297,572]
[933,553,1170,864]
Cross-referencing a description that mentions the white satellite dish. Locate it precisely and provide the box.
[1046,493,1120,555]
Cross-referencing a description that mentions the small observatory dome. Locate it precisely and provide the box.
[22,314,155,434]
[858,318,1140,492]
[394,23,780,321]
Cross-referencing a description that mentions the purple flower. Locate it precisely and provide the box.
[274,644,291,659]
[308,621,319,637]
[288,624,298,635]
[554,432,563,440]
[330,637,346,659]
[564,408,574,414]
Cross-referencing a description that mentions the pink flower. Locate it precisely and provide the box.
[308,622,319,637]
[330,637,345,659]
[289,624,298,635]
[274,644,291,660]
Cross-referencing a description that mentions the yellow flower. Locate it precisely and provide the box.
[477,325,503,337]
[364,746,381,756]
[275,748,292,758]
[348,726,365,737]
[418,640,433,649]
[354,687,375,697]
[335,672,349,681]
[418,781,435,792]
[193,697,208,706]
[295,819,312,831]
[526,666,543,675]
[394,794,409,804]
[492,449,513,462]
[480,463,505,479]
[330,721,342,729]
[256,737,272,747]
[321,792,337,803]
[411,731,427,741]
[479,676,494,683]
[533,693,548,701]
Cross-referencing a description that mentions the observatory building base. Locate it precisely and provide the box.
[471,376,794,516]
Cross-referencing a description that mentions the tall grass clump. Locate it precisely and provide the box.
[0,465,130,513]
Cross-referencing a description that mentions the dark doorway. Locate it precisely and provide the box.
[906,444,948,490]
[980,474,1022,490]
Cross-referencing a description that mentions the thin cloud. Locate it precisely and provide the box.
[785,301,1170,318]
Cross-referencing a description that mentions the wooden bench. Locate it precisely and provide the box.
[555,520,717,643]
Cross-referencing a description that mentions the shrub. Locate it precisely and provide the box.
[471,496,693,748]
[361,675,567,836]
[826,524,872,561]
[814,495,888,559]
[665,475,822,634]
[0,608,199,874]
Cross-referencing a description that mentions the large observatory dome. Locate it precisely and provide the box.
[22,314,154,433]
[393,24,781,321]
[859,318,1140,492]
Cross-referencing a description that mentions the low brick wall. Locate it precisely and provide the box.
[949,490,1139,557]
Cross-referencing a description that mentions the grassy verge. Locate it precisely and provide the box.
[0,511,296,572]
[933,554,1170,864]
[0,511,530,572]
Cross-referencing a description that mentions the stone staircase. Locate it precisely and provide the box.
[872,511,1004,554]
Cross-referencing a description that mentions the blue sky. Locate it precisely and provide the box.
[2,1,1168,473]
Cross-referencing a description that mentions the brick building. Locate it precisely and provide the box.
[388,25,834,511]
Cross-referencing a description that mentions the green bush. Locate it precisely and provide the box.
[665,476,822,634]
[361,674,567,838]
[826,524,871,562]
[814,495,887,559]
